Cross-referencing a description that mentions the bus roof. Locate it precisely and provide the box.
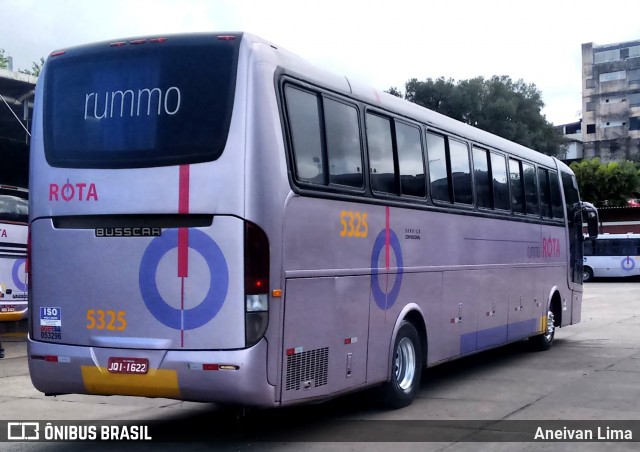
[242,33,562,171]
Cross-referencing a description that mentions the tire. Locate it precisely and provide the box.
[530,309,555,351]
[381,321,422,409]
[583,266,594,282]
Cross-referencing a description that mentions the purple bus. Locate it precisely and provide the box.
[28,32,598,408]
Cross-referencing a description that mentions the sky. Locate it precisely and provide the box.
[1,0,640,125]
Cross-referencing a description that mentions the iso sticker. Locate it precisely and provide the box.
[40,307,62,327]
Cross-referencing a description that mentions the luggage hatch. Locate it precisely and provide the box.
[29,214,245,350]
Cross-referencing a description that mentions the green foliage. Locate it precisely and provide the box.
[0,49,8,69]
[570,158,640,206]
[19,57,45,77]
[385,86,403,98]
[391,75,566,156]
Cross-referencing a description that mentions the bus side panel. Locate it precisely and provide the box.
[281,276,369,403]
[474,269,509,351]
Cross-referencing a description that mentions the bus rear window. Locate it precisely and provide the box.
[43,35,241,168]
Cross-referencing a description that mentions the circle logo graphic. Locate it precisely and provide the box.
[621,256,635,272]
[370,229,404,310]
[12,258,27,292]
[139,229,228,330]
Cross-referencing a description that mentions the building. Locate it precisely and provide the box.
[555,119,583,163]
[581,40,640,162]
[0,68,35,188]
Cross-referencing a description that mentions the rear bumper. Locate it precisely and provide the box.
[28,337,277,407]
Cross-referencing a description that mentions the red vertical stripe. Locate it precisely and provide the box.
[178,165,190,277]
[385,206,390,269]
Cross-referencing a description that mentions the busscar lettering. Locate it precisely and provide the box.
[84,86,181,120]
[49,180,99,202]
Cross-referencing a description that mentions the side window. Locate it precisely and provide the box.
[324,98,363,188]
[550,171,564,219]
[366,113,396,194]
[396,122,425,198]
[523,162,539,216]
[490,153,510,211]
[284,86,324,183]
[472,147,491,209]
[509,158,525,214]
[561,171,580,223]
[538,168,551,218]
[449,139,472,205]
[584,240,595,256]
[427,133,450,202]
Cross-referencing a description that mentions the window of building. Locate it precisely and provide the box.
[599,71,626,83]
[630,117,640,131]
[586,124,596,134]
[586,79,596,89]
[594,49,621,64]
[627,69,640,82]
[629,93,640,106]
[629,45,640,59]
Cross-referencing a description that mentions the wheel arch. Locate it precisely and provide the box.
[547,286,563,328]
[388,304,427,380]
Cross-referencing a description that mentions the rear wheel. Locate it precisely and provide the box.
[381,321,422,409]
[583,266,594,282]
[530,310,555,351]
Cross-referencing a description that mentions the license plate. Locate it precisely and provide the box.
[107,357,149,375]
[1,305,16,312]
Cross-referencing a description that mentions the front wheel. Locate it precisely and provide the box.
[530,310,555,351]
[583,266,594,282]
[381,321,422,409]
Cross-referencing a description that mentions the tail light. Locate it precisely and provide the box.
[244,221,269,347]
[26,227,31,292]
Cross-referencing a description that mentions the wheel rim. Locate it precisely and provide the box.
[583,270,590,281]
[544,310,555,342]
[394,337,416,391]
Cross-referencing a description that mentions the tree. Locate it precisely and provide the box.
[0,49,8,69]
[20,57,45,77]
[570,158,640,206]
[391,75,566,156]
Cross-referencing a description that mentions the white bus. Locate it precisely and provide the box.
[0,185,28,322]
[28,32,598,408]
[583,233,640,281]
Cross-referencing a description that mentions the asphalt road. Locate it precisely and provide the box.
[1,281,639,451]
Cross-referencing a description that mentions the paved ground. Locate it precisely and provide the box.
[1,281,639,450]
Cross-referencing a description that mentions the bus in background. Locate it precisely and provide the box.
[0,185,28,321]
[583,233,640,281]
[28,33,598,409]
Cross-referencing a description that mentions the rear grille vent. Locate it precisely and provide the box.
[285,347,329,391]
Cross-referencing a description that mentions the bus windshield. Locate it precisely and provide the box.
[0,188,28,223]
[44,34,241,169]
